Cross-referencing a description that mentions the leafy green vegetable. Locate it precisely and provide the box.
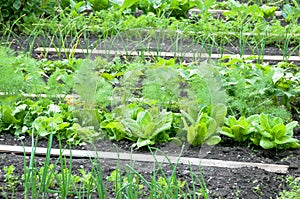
[220,115,257,142]
[260,5,276,18]
[103,104,173,148]
[121,107,173,148]
[251,113,299,149]
[181,104,226,146]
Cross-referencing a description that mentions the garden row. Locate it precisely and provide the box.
[0,46,299,149]
[2,0,300,61]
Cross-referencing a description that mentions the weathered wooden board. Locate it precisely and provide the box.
[0,144,289,173]
[189,8,283,16]
[35,47,300,62]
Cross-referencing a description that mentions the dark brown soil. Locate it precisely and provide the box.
[0,128,299,198]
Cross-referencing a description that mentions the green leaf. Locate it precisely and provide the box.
[220,130,234,138]
[88,0,109,11]
[261,5,277,18]
[105,121,127,141]
[13,0,21,10]
[2,106,20,125]
[154,112,172,136]
[137,111,152,129]
[272,68,284,84]
[259,113,271,131]
[259,130,273,139]
[206,118,217,137]
[211,103,227,127]
[188,122,207,146]
[186,125,197,146]
[206,135,221,145]
[286,121,298,137]
[275,136,299,145]
[227,116,237,126]
[180,110,196,125]
[120,0,138,13]
[136,138,153,148]
[260,137,276,149]
[271,123,286,139]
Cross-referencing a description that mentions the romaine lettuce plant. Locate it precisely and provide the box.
[102,103,173,148]
[251,113,299,149]
[220,115,257,142]
[180,103,226,146]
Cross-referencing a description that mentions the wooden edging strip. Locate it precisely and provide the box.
[0,144,289,174]
[35,47,300,62]
[189,8,283,16]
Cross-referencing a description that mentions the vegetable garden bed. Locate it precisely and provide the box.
[1,0,300,198]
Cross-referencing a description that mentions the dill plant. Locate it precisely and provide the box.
[0,47,45,95]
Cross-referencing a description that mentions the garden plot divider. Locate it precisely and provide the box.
[189,8,283,16]
[0,144,289,174]
[35,47,300,62]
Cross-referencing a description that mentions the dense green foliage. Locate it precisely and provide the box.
[0,46,299,149]
[0,0,56,31]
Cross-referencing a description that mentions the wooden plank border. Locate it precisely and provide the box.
[35,47,300,62]
[0,144,289,174]
[189,8,283,17]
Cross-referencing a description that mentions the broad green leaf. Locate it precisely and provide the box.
[56,122,70,131]
[204,0,216,10]
[32,116,51,137]
[89,0,109,11]
[261,5,277,18]
[105,121,127,140]
[250,137,260,146]
[211,103,227,127]
[137,111,152,129]
[271,123,286,139]
[227,116,237,126]
[136,138,154,148]
[286,121,298,137]
[206,135,221,145]
[220,130,234,138]
[232,125,246,135]
[180,110,196,125]
[186,125,197,145]
[259,130,273,139]
[206,118,217,137]
[221,126,232,133]
[143,122,157,138]
[193,122,207,146]
[154,113,172,135]
[247,114,259,124]
[287,142,300,149]
[260,137,276,149]
[272,68,284,84]
[120,0,139,14]
[13,0,21,9]
[275,136,299,145]
[259,113,271,131]
[121,118,139,137]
